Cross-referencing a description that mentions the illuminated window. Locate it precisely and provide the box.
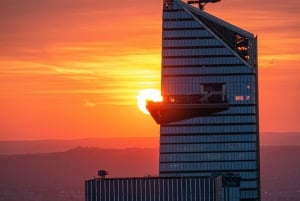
[235,96,244,101]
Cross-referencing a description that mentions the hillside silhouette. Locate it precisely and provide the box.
[0,147,158,201]
[0,146,299,201]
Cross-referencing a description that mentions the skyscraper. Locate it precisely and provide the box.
[147,1,260,200]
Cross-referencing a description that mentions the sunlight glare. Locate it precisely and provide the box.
[137,89,162,115]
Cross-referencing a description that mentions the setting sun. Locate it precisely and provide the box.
[137,89,163,114]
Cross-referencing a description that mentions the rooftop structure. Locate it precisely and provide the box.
[187,0,221,10]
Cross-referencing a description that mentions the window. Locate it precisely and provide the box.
[235,95,244,101]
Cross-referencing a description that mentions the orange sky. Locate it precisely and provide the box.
[0,0,299,140]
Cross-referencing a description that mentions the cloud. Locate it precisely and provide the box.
[0,0,161,62]
[0,0,299,106]
[83,100,96,107]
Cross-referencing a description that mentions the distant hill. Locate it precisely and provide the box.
[0,137,159,155]
[0,147,159,201]
[0,132,299,155]
[0,146,299,201]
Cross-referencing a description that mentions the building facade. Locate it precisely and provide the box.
[158,1,260,201]
[85,176,242,201]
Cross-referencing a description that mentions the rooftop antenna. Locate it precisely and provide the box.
[187,0,221,10]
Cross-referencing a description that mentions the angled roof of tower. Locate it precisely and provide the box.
[173,0,257,69]
[177,0,253,36]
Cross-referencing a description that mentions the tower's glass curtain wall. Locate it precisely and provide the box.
[158,1,260,201]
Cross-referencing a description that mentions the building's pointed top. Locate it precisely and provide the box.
[176,0,254,37]
[172,0,257,68]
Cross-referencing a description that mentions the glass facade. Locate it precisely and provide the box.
[159,1,260,201]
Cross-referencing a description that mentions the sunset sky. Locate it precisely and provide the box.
[0,0,299,140]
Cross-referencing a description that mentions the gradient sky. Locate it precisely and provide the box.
[0,0,299,140]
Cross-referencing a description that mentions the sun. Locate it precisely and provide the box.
[137,89,163,114]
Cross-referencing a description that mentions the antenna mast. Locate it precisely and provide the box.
[187,0,221,10]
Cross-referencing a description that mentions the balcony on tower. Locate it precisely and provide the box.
[146,83,229,124]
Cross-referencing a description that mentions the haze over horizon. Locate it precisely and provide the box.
[1,0,300,141]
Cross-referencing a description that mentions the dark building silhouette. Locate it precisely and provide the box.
[86,175,241,201]
[147,1,260,200]
[86,1,260,201]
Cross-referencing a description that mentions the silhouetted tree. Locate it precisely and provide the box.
[98,170,108,179]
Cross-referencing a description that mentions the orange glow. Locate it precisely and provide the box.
[0,0,300,140]
[137,89,163,114]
